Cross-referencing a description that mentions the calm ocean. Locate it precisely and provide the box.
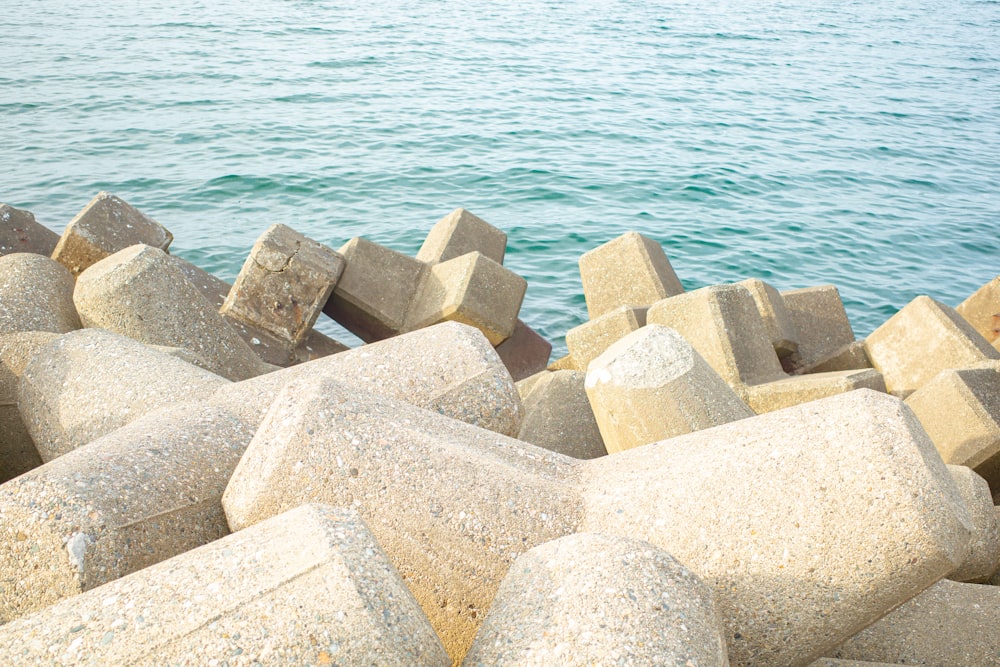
[2,0,999,354]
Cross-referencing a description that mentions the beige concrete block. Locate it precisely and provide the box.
[323,237,427,342]
[463,533,729,667]
[742,368,886,414]
[579,231,685,319]
[737,278,799,358]
[18,328,228,462]
[0,504,449,666]
[957,275,1000,342]
[0,253,81,335]
[417,207,506,265]
[518,370,606,459]
[0,204,59,257]
[565,305,647,371]
[547,353,577,371]
[831,580,1000,666]
[494,319,551,382]
[781,285,857,372]
[795,340,872,375]
[220,223,345,345]
[515,369,549,401]
[0,332,58,481]
[946,465,1000,582]
[809,661,903,667]
[585,325,753,453]
[73,244,270,381]
[406,251,526,345]
[51,192,172,276]
[864,295,1000,397]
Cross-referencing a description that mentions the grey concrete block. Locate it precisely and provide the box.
[0,253,81,335]
[0,204,59,257]
[494,319,552,382]
[518,370,606,459]
[0,332,58,481]
[946,465,1000,582]
[417,208,506,265]
[579,232,684,319]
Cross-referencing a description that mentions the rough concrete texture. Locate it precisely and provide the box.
[796,340,872,375]
[957,274,1000,343]
[584,325,753,453]
[830,580,1000,666]
[73,244,270,381]
[945,465,1000,582]
[0,203,59,257]
[417,207,507,265]
[864,295,1000,398]
[406,251,527,345]
[220,223,345,344]
[808,661,903,667]
[0,504,449,666]
[515,369,550,401]
[494,318,552,382]
[462,532,729,667]
[0,332,58,481]
[581,389,973,667]
[737,278,799,358]
[518,369,606,459]
[781,285,857,373]
[742,368,886,414]
[547,353,576,371]
[578,231,685,319]
[51,191,173,277]
[565,305,647,371]
[18,328,228,462]
[0,253,81,335]
[323,236,427,342]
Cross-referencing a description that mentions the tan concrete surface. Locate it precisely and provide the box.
[0,203,59,257]
[494,318,551,382]
[565,304,646,371]
[0,253,81,335]
[518,369,606,459]
[796,340,872,375]
[737,278,798,358]
[945,465,1000,582]
[781,285,857,373]
[417,207,506,265]
[0,331,58,481]
[957,274,1000,343]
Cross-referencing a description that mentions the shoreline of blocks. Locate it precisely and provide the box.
[4,194,1000,665]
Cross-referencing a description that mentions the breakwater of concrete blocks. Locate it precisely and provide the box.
[2,193,1000,665]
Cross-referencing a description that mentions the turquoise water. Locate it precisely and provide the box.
[3,0,999,355]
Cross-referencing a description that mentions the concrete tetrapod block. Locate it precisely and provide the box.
[494,318,552,382]
[578,231,685,319]
[0,332,59,481]
[957,274,1000,343]
[0,253,81,335]
[517,369,606,459]
[18,328,229,462]
[462,532,729,667]
[51,191,173,277]
[0,504,449,666]
[73,244,271,381]
[417,207,507,265]
[0,204,59,257]
[830,580,1000,666]
[796,340,872,375]
[585,325,753,454]
[224,385,970,667]
[220,223,345,345]
[565,305,647,371]
[864,295,1000,398]
[945,465,1000,582]
[737,278,799,359]
[781,285,857,373]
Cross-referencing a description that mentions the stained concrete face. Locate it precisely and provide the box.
[518,369,606,459]
[945,465,1000,582]
[585,324,753,453]
[957,274,1000,343]
[737,278,798,359]
[463,533,730,667]
[0,504,449,666]
[493,319,552,382]
[73,244,270,381]
[0,253,81,335]
[0,204,59,257]
[781,285,857,372]
[565,305,647,371]
[51,191,173,276]
[0,331,58,481]
[864,295,1000,398]
[417,207,507,265]
[578,231,685,319]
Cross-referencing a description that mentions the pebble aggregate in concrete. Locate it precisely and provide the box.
[0,253,81,335]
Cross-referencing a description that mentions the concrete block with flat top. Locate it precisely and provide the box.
[51,192,172,276]
[781,285,858,373]
[0,332,58,481]
[737,277,798,358]
[579,231,685,319]
[565,304,646,371]
[585,324,753,453]
[0,504,449,667]
[0,253,81,335]
[796,340,872,375]
[865,295,1000,397]
[518,369,606,459]
[957,274,1000,343]
[463,533,729,667]
[0,204,59,257]
[417,207,506,265]
[945,465,1000,582]
[494,319,551,382]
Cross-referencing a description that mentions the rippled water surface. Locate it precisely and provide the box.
[3,0,999,354]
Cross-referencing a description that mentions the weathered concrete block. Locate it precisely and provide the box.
[0,253,81,335]
[585,325,753,453]
[406,251,526,345]
[18,328,228,462]
[518,369,606,459]
[957,274,1000,343]
[781,285,857,372]
[565,305,647,371]
[220,223,345,345]
[225,385,970,666]
[463,533,729,667]
[946,465,1000,582]
[737,278,798,358]
[743,368,886,414]
[0,332,58,482]
[796,340,872,375]
[51,192,172,276]
[547,353,576,371]
[0,204,59,257]
[73,244,270,381]
[494,319,551,382]
[579,231,685,319]
[830,580,1000,666]
[808,660,902,667]
[0,504,449,666]
[865,295,1000,397]
[417,208,506,265]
